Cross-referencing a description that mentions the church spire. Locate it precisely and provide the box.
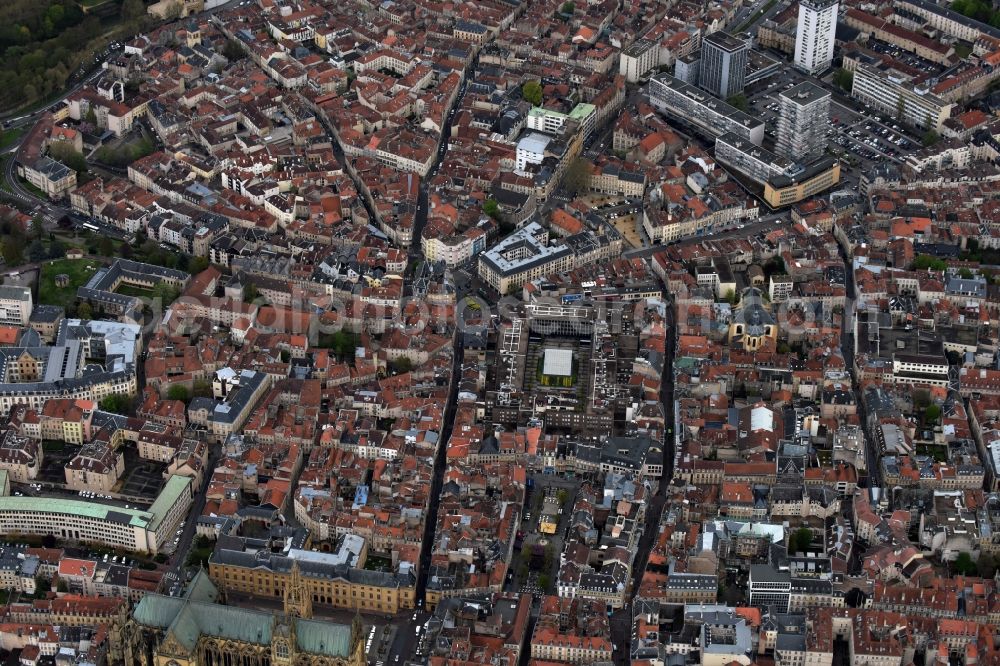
[283,560,312,620]
[351,609,363,646]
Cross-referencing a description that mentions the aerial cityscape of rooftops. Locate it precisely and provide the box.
[1,0,1000,663]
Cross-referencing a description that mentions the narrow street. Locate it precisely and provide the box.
[838,243,881,489]
[414,338,463,603]
[411,55,480,605]
[610,291,677,663]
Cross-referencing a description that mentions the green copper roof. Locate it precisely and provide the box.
[569,103,596,119]
[0,496,152,528]
[182,569,219,604]
[131,594,353,658]
[295,618,352,657]
[147,475,192,532]
[132,594,186,628]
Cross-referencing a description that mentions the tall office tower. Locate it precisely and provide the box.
[699,31,748,99]
[777,81,831,163]
[794,0,839,74]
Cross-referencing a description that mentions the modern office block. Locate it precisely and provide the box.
[699,31,748,99]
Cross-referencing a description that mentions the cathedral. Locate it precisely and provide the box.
[123,564,365,666]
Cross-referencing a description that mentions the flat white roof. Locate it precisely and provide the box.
[518,132,552,154]
[542,348,574,376]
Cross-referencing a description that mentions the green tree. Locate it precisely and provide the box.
[167,385,190,402]
[152,281,180,306]
[28,239,47,262]
[34,576,51,597]
[97,235,115,257]
[517,561,528,581]
[243,282,259,303]
[391,356,413,374]
[48,240,65,259]
[77,301,93,320]
[190,256,209,274]
[561,157,591,195]
[321,330,359,361]
[186,548,210,568]
[789,527,813,553]
[976,553,998,578]
[190,380,211,399]
[99,393,130,414]
[123,0,146,21]
[543,543,555,570]
[483,197,501,221]
[557,489,569,506]
[56,579,68,592]
[522,80,543,106]
[924,403,942,425]
[922,130,940,147]
[30,215,44,240]
[952,552,977,576]
[727,93,749,112]
[223,39,245,62]
[195,535,211,549]
[560,1,575,13]
[1,233,24,266]
[537,573,552,593]
[48,142,87,175]
[912,255,947,271]
[832,68,854,92]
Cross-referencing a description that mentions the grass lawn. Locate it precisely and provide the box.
[18,177,47,199]
[38,258,101,308]
[115,283,154,298]
[51,230,89,250]
[0,127,25,150]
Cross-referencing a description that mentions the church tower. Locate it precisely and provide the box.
[283,561,313,620]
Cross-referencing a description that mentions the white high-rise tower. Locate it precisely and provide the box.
[794,0,839,75]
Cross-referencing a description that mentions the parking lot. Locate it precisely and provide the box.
[744,66,921,191]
